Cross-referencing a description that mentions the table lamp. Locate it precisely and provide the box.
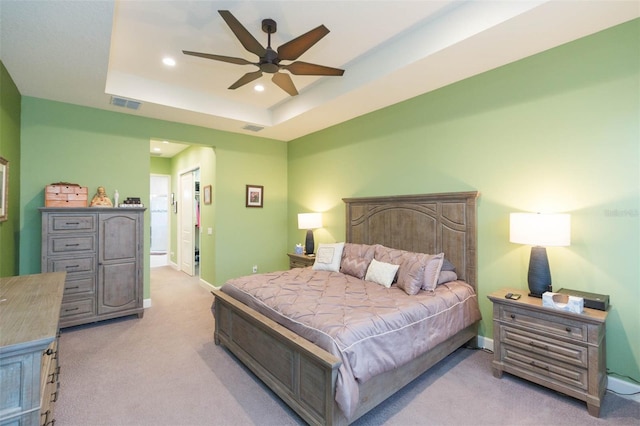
[510,212,571,297]
[298,213,322,255]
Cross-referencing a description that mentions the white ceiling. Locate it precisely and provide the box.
[1,1,638,150]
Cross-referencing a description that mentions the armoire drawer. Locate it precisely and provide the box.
[48,256,95,276]
[48,215,95,232]
[47,235,95,255]
[60,298,95,320]
[62,276,95,297]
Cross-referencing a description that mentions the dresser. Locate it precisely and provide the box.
[488,289,607,417]
[40,208,145,328]
[0,272,65,426]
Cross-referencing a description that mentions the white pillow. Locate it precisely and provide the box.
[365,258,400,288]
[312,242,345,272]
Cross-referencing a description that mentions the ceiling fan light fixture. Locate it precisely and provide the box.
[254,84,265,92]
[162,57,176,66]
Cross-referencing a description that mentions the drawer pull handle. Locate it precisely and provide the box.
[529,341,549,350]
[65,307,80,312]
[565,327,572,333]
[66,286,80,290]
[510,314,516,319]
[65,265,80,269]
[530,361,550,371]
[65,243,80,247]
[45,348,54,355]
[65,222,80,225]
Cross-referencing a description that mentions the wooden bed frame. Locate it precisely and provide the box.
[212,191,479,425]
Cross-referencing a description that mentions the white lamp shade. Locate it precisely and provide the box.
[510,213,571,247]
[298,213,322,230]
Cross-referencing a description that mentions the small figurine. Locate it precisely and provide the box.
[90,186,113,207]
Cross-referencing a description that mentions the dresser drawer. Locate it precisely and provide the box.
[501,344,588,391]
[48,256,95,276]
[48,215,95,233]
[500,325,587,368]
[62,276,95,297]
[60,298,95,320]
[48,235,95,255]
[499,305,587,341]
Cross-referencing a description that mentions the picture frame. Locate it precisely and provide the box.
[245,185,263,208]
[0,157,7,222]
[203,185,212,205]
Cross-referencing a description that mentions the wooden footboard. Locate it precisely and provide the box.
[212,288,343,425]
[213,288,478,425]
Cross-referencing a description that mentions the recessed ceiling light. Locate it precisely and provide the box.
[162,140,169,144]
[153,147,161,152]
[254,84,265,92]
[162,57,176,66]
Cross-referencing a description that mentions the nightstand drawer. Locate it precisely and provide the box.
[63,276,95,297]
[502,345,588,391]
[499,305,586,341]
[500,326,588,368]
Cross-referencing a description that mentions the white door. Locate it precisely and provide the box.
[150,175,170,267]
[180,171,195,276]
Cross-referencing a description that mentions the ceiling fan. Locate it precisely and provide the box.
[183,10,344,96]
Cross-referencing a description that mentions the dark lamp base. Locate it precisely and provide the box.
[305,229,315,255]
[527,246,552,297]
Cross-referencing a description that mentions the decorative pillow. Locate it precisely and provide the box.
[340,243,376,279]
[396,252,428,295]
[437,270,458,285]
[374,245,428,292]
[364,259,399,288]
[442,258,456,272]
[422,253,445,291]
[312,242,345,272]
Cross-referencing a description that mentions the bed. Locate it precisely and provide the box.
[211,191,480,425]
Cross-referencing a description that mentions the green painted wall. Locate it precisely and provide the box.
[0,61,21,277]
[19,98,288,297]
[150,156,171,175]
[288,20,640,382]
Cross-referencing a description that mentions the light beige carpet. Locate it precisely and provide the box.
[55,266,639,425]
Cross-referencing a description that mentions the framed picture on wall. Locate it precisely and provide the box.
[203,185,212,205]
[246,185,263,208]
[0,157,8,222]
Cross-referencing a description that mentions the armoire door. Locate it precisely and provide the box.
[97,212,140,314]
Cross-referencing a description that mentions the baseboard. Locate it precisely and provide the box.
[478,336,640,402]
[144,298,152,308]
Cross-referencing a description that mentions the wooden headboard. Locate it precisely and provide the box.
[343,191,479,290]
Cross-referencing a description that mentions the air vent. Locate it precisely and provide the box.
[242,124,264,132]
[110,96,141,110]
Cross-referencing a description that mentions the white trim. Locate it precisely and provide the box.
[478,336,640,402]
[143,298,152,309]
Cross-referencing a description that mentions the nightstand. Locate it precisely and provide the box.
[488,288,608,417]
[287,253,315,269]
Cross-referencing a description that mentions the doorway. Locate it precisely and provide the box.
[179,168,199,276]
[150,175,170,268]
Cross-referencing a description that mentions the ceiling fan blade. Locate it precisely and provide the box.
[277,25,330,61]
[218,10,266,57]
[272,72,298,96]
[283,61,344,76]
[229,70,263,90]
[182,50,255,66]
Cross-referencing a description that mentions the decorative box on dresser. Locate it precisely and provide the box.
[488,288,608,417]
[287,253,315,269]
[0,272,65,426]
[40,207,145,328]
